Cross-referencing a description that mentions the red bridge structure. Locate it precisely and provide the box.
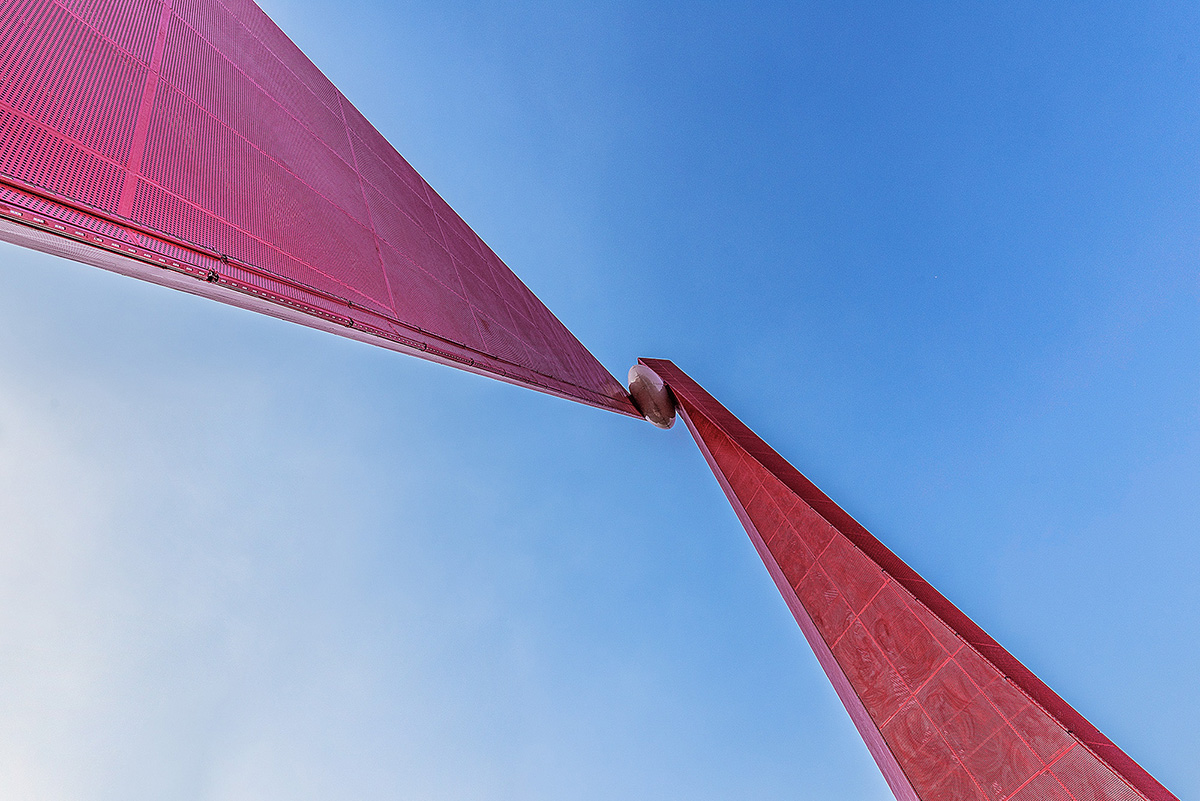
[0,1,1179,799]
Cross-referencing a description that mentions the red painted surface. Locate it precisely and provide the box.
[0,0,636,415]
[641,358,1178,801]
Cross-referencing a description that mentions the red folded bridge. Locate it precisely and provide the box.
[0,1,1179,799]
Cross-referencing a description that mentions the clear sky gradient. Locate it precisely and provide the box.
[1,1,1197,799]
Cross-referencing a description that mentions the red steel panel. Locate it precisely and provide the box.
[0,0,636,415]
[640,358,1178,801]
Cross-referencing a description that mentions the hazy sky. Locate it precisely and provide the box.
[1,1,1198,799]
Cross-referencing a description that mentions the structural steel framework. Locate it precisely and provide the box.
[0,1,1180,799]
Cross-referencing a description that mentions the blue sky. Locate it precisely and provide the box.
[1,1,1198,798]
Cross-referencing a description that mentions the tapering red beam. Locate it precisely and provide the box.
[641,358,1177,801]
[0,0,636,416]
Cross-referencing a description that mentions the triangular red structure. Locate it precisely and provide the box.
[0,0,635,415]
[641,359,1177,801]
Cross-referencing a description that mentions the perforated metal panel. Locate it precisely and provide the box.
[0,0,636,415]
[641,359,1179,801]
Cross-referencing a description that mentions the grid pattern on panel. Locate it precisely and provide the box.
[0,0,145,211]
[0,0,633,412]
[1,0,146,163]
[642,359,1176,801]
[0,106,126,210]
[57,0,163,64]
[141,10,394,314]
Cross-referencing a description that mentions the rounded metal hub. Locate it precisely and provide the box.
[627,364,676,429]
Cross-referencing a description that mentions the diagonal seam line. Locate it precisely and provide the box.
[338,92,396,316]
[211,0,341,118]
[117,0,173,218]
[165,7,548,364]
[661,364,1174,799]
[1002,743,1079,800]
[686,413,921,801]
[1,175,627,409]
[47,0,149,66]
[683,386,983,799]
[755,474,987,798]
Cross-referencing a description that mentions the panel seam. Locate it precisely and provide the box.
[117,0,173,217]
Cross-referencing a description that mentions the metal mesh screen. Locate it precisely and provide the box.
[0,0,635,414]
[642,358,1178,801]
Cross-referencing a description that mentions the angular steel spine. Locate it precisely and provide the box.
[641,358,1178,801]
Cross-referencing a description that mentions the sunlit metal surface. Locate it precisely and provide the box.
[0,0,636,414]
[644,357,1178,801]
